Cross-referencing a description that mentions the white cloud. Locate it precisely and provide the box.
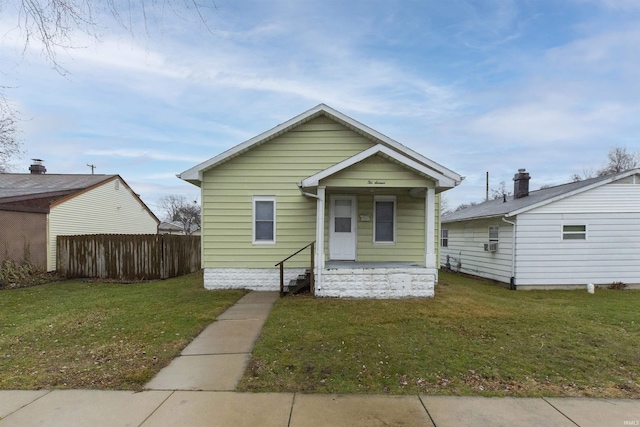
[85,149,203,163]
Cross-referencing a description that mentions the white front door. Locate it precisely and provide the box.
[329,195,357,260]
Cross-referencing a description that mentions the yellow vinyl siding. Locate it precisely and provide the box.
[202,117,376,268]
[322,191,426,264]
[47,178,159,271]
[320,155,432,188]
[356,193,425,263]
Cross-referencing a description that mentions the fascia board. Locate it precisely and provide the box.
[507,169,640,217]
[300,144,454,188]
[178,103,463,185]
[178,105,329,183]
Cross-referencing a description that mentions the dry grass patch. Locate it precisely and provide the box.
[0,272,245,390]
[239,272,640,397]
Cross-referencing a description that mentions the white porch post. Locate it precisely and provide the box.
[315,187,326,287]
[425,187,437,269]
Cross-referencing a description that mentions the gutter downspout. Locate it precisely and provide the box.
[298,185,320,200]
[502,216,517,290]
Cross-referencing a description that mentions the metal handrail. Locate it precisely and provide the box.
[274,241,315,267]
[275,241,315,297]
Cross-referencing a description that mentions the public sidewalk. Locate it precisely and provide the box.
[1,291,639,426]
[1,390,639,426]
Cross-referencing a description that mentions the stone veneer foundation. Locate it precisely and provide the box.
[204,267,437,298]
[204,268,305,291]
[316,267,436,298]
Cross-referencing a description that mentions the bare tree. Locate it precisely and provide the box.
[490,181,512,200]
[0,0,217,164]
[159,195,201,235]
[452,201,478,212]
[572,146,639,181]
[6,0,217,73]
[598,146,638,176]
[0,100,22,172]
[440,195,451,216]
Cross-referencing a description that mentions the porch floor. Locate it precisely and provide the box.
[325,261,425,269]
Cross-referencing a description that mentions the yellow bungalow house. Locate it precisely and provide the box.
[179,104,462,298]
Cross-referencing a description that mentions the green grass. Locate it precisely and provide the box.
[0,272,245,390]
[239,271,640,398]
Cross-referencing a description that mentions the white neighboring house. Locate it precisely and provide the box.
[440,168,640,289]
[0,168,159,271]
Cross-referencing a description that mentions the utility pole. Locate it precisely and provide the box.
[485,171,489,202]
[87,164,96,174]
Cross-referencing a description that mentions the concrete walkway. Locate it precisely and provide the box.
[1,291,639,426]
[145,291,279,391]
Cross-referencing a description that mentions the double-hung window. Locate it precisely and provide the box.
[253,196,276,244]
[488,226,499,243]
[441,229,449,247]
[374,196,396,243]
[562,224,586,240]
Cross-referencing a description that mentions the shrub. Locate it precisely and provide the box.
[0,259,62,290]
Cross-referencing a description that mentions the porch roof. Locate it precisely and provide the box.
[298,144,457,192]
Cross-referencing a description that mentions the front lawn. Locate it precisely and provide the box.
[0,272,245,390]
[239,271,640,398]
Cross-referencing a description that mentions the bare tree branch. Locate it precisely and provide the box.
[158,195,201,234]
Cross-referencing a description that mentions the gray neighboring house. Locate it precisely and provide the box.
[440,168,640,289]
[0,164,159,271]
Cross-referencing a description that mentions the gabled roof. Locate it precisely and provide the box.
[0,174,115,200]
[0,173,159,223]
[179,104,463,187]
[299,144,457,191]
[442,169,640,223]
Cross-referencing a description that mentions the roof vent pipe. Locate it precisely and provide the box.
[513,168,530,199]
[29,159,47,174]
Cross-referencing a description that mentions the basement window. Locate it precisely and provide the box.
[441,229,449,247]
[562,224,586,240]
[253,196,276,244]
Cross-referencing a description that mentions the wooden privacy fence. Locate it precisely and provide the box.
[57,234,200,280]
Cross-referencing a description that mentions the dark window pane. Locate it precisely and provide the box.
[255,201,274,221]
[376,201,394,221]
[255,221,274,240]
[376,222,393,242]
[563,233,585,240]
[335,217,351,233]
[563,225,586,233]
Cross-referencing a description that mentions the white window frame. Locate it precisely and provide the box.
[252,196,276,245]
[441,228,449,247]
[488,226,499,243]
[373,195,396,244]
[562,224,587,241]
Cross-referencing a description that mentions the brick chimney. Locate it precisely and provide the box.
[513,168,530,199]
[29,159,47,174]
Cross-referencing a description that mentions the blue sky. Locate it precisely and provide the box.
[1,0,638,216]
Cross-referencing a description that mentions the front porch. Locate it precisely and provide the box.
[279,248,438,299]
[319,261,437,298]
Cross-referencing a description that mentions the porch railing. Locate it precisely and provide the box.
[275,241,315,297]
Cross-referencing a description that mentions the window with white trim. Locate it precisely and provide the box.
[441,229,449,247]
[488,226,499,243]
[562,224,586,240]
[374,196,396,243]
[253,196,276,244]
